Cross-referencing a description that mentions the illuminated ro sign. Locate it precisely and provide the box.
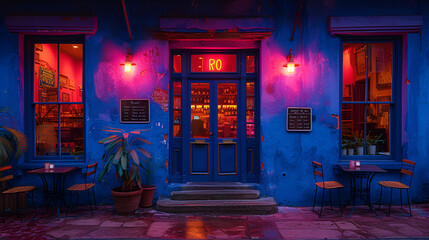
[191,54,237,72]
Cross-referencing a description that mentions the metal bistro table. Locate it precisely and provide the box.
[338,164,387,217]
[27,167,77,220]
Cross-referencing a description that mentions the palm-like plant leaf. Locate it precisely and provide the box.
[98,127,153,191]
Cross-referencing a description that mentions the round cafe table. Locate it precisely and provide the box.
[27,167,77,220]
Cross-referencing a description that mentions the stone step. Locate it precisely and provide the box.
[180,182,257,190]
[156,197,278,215]
[171,189,260,200]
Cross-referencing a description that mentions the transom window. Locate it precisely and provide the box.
[27,36,85,160]
[341,37,401,159]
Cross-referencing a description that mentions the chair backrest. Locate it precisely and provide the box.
[0,165,14,191]
[312,161,325,184]
[84,162,98,185]
[400,159,415,187]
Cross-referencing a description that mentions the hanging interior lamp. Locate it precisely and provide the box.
[283,48,300,73]
[120,48,136,72]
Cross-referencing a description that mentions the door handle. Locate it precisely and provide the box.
[210,132,213,136]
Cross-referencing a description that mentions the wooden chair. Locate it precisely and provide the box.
[378,159,415,216]
[66,162,97,216]
[1,165,36,222]
[312,161,344,218]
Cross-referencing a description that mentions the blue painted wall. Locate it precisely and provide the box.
[1,0,428,206]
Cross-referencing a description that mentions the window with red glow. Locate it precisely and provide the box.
[246,55,255,73]
[246,82,255,137]
[173,55,181,73]
[173,81,182,137]
[341,41,395,157]
[33,42,84,157]
[191,54,236,72]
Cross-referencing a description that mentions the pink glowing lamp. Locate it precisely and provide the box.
[120,48,136,72]
[283,48,300,73]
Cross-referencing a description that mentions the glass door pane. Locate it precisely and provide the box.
[218,83,237,138]
[190,83,210,138]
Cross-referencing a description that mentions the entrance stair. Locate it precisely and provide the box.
[156,182,278,214]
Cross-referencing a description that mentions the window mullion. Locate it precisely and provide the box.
[57,44,61,156]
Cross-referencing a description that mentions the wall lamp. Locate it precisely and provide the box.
[120,48,136,72]
[283,48,299,73]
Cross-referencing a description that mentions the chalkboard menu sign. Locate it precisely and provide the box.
[287,107,312,131]
[39,66,55,88]
[120,99,150,123]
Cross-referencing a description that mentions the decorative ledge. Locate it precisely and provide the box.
[156,17,273,40]
[329,15,423,35]
[5,16,97,35]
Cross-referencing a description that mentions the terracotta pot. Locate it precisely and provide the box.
[111,187,143,215]
[139,185,156,208]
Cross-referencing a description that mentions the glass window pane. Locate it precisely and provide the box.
[173,110,182,137]
[173,81,181,95]
[246,55,255,73]
[341,104,365,155]
[59,44,83,103]
[366,104,390,155]
[191,83,210,138]
[60,104,84,155]
[247,96,255,109]
[173,55,181,73]
[34,44,58,102]
[368,43,393,102]
[35,104,59,156]
[246,82,254,95]
[218,83,237,139]
[343,43,367,102]
[173,96,181,109]
[173,124,181,137]
[246,123,255,138]
[191,54,237,72]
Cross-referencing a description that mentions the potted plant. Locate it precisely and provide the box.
[366,132,385,155]
[139,159,156,208]
[353,131,365,155]
[0,106,28,210]
[98,126,152,215]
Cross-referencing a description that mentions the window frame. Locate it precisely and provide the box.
[24,35,86,163]
[339,35,402,161]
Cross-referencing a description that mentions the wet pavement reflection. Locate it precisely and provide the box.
[1,205,429,239]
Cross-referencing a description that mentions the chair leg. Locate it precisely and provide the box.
[400,189,403,209]
[337,188,342,217]
[92,188,97,210]
[87,190,93,216]
[407,189,412,217]
[66,191,73,217]
[319,188,325,218]
[329,189,333,209]
[312,186,318,212]
[388,188,393,217]
[16,193,22,223]
[378,186,383,209]
[76,192,80,214]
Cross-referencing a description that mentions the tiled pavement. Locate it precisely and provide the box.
[1,204,429,239]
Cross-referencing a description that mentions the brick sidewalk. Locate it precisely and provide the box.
[1,204,429,239]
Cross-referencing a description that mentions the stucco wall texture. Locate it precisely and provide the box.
[0,0,428,206]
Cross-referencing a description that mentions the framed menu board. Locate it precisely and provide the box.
[286,107,312,131]
[120,99,150,123]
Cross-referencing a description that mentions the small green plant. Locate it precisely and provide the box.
[353,130,365,147]
[98,127,152,192]
[0,106,28,165]
[367,132,385,145]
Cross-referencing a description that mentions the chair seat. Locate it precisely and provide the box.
[2,186,35,194]
[68,183,95,191]
[316,181,344,189]
[379,181,410,189]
